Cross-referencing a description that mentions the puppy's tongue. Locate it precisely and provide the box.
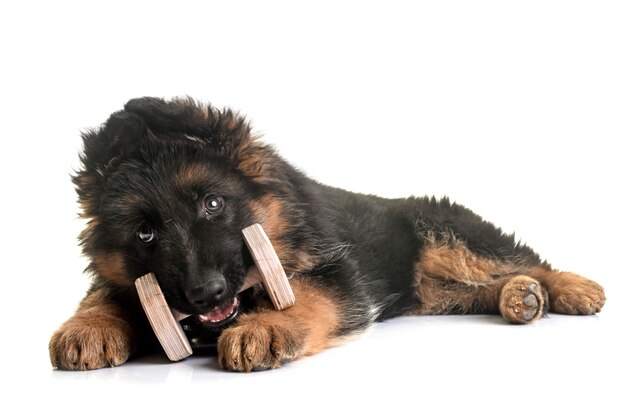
[198,297,239,324]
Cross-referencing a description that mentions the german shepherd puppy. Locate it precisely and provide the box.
[49,97,606,372]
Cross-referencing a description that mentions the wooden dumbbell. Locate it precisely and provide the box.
[135,223,295,361]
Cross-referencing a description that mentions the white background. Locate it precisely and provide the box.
[1,1,625,417]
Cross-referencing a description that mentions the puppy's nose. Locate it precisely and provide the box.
[185,273,227,309]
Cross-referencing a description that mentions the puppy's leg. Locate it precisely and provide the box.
[218,279,343,372]
[531,267,606,315]
[415,275,548,324]
[49,286,138,370]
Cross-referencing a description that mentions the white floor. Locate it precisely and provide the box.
[2,2,625,417]
[16,299,626,418]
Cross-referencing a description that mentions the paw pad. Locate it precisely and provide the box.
[500,277,545,324]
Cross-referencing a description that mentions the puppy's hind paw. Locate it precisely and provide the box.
[499,276,546,324]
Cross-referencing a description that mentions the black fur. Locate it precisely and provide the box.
[79,97,546,327]
[57,96,580,369]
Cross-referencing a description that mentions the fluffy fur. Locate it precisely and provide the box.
[49,97,606,372]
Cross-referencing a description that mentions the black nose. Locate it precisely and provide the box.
[185,272,227,309]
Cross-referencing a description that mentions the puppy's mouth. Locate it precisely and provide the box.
[196,296,240,327]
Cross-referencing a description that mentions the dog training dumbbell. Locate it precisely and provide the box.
[135,223,295,361]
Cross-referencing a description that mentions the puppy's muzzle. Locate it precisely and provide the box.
[184,270,227,310]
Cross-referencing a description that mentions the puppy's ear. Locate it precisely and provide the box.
[123,97,283,185]
[81,110,147,171]
[73,110,147,216]
[123,96,253,159]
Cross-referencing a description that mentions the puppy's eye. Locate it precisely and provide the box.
[204,195,225,216]
[137,225,156,243]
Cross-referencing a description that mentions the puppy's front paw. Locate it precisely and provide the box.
[49,313,135,371]
[218,314,304,372]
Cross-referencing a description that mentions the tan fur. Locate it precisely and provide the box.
[418,240,523,285]
[235,139,278,181]
[293,250,318,272]
[247,195,292,264]
[412,276,500,315]
[92,252,131,288]
[531,267,606,314]
[412,272,546,324]
[413,239,522,315]
[413,240,604,323]
[173,162,209,189]
[218,279,340,372]
[49,288,137,370]
[498,275,544,324]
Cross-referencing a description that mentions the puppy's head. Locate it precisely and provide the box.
[75,97,276,326]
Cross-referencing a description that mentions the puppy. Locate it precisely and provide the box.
[49,97,606,372]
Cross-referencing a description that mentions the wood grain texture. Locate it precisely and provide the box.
[242,223,296,310]
[135,273,193,361]
[135,224,295,361]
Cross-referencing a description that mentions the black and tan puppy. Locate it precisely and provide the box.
[49,97,606,372]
